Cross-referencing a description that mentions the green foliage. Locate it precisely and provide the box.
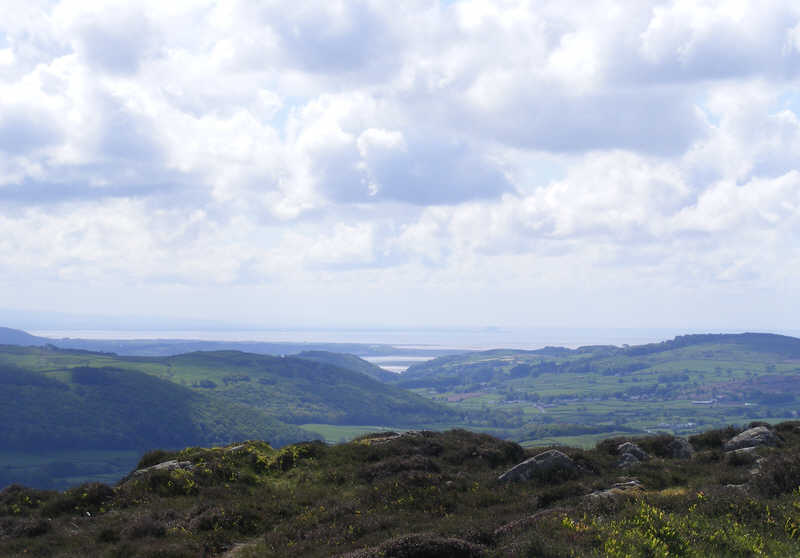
[0,345,454,465]
[295,350,397,382]
[0,353,317,490]
[585,491,800,557]
[690,425,741,450]
[137,450,179,470]
[4,426,800,557]
[752,448,800,497]
[163,350,454,425]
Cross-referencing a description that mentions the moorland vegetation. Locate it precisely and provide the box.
[3,422,800,556]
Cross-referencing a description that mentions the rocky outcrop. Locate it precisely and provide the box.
[723,426,779,452]
[588,480,643,499]
[666,438,694,459]
[497,449,576,483]
[618,442,648,460]
[132,459,193,477]
[617,453,641,468]
[726,446,758,460]
[616,442,647,468]
[724,483,750,492]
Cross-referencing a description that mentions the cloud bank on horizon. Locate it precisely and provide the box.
[1,0,799,329]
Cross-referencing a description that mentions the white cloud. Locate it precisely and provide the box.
[1,0,800,328]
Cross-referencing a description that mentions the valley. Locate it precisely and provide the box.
[2,328,800,490]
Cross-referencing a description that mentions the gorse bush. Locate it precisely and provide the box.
[40,482,114,516]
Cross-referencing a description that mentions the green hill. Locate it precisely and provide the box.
[294,350,397,382]
[0,344,455,490]
[0,345,455,428]
[0,327,46,346]
[0,346,323,490]
[390,332,800,442]
[400,332,800,387]
[4,422,800,557]
[157,350,453,425]
[623,332,800,357]
[0,358,310,452]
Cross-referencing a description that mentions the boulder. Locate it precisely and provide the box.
[588,480,643,499]
[617,442,648,461]
[723,426,779,452]
[750,457,767,476]
[497,449,575,483]
[616,452,642,469]
[732,446,758,455]
[724,446,759,466]
[132,459,193,477]
[616,441,648,468]
[666,438,694,459]
[724,483,750,493]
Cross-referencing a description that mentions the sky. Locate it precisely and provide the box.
[1,0,800,332]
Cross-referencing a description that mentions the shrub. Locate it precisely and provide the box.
[9,517,50,537]
[537,482,585,508]
[266,441,327,472]
[598,499,768,557]
[137,449,178,469]
[775,421,800,434]
[0,484,47,516]
[97,527,121,543]
[123,515,167,539]
[595,437,629,455]
[689,426,740,451]
[360,455,440,481]
[637,434,678,458]
[144,469,198,497]
[342,533,488,558]
[189,504,261,535]
[41,482,114,516]
[752,449,800,496]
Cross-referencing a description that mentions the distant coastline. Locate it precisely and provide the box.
[28,327,703,350]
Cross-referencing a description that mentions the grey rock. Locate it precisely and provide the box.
[588,480,643,498]
[617,442,648,461]
[132,459,193,477]
[617,452,642,468]
[497,449,575,483]
[724,483,750,492]
[724,446,760,466]
[723,426,779,452]
[750,457,768,476]
[732,446,758,455]
[666,438,694,459]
